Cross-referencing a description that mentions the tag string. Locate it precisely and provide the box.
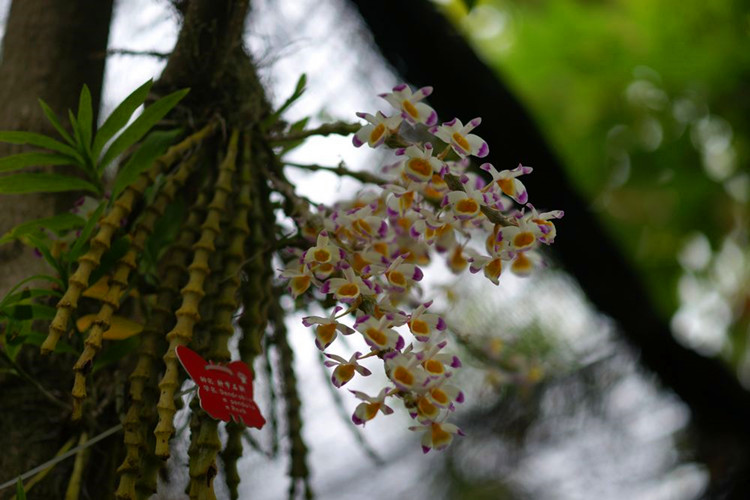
[0,386,198,492]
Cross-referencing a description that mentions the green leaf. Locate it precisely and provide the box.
[7,303,56,321]
[111,128,182,199]
[0,288,61,311]
[89,236,131,287]
[0,152,75,174]
[16,477,26,500]
[262,73,307,129]
[93,335,139,373]
[68,202,105,263]
[0,173,98,194]
[68,110,94,177]
[0,131,82,160]
[91,79,153,161]
[38,99,75,145]
[0,213,85,245]
[0,274,62,311]
[98,88,189,171]
[24,233,64,276]
[278,116,310,155]
[22,332,76,354]
[77,84,93,152]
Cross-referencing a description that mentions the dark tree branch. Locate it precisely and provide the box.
[347,0,750,441]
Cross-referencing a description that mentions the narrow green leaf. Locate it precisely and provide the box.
[0,274,61,311]
[93,336,140,373]
[68,110,83,149]
[91,79,153,160]
[68,202,105,262]
[111,129,182,199]
[0,213,85,245]
[0,173,98,194]
[0,152,75,174]
[262,73,307,129]
[68,110,95,177]
[38,99,75,145]
[0,288,61,310]
[0,131,82,160]
[16,477,26,500]
[8,303,56,321]
[24,233,64,276]
[22,332,76,354]
[98,88,189,171]
[77,84,93,151]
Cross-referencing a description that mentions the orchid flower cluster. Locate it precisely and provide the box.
[280,83,563,453]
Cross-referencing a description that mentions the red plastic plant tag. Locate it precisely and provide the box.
[175,345,266,428]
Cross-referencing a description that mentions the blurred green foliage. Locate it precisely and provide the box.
[443,0,750,361]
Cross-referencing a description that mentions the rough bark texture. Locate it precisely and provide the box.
[0,1,114,498]
[0,0,114,296]
[348,0,750,494]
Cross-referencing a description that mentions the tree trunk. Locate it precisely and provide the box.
[0,0,114,295]
[0,1,114,498]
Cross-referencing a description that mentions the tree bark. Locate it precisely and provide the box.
[0,0,114,498]
[0,0,114,295]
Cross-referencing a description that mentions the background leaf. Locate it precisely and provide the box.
[0,152,75,174]
[37,99,74,145]
[0,213,85,245]
[77,84,93,153]
[98,88,189,171]
[0,131,82,160]
[110,128,182,199]
[0,173,98,194]
[91,79,153,160]
[67,202,105,263]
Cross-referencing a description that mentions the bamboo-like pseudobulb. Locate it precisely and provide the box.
[188,133,253,500]
[43,122,217,354]
[271,298,313,500]
[70,154,200,419]
[154,130,239,459]
[115,186,210,500]
[222,135,276,499]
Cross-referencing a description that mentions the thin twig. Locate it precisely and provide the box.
[285,161,388,185]
[268,121,360,143]
[0,350,70,410]
[104,48,170,59]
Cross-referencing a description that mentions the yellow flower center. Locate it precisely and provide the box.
[366,327,387,346]
[423,359,444,375]
[407,158,432,178]
[337,283,360,298]
[402,99,419,118]
[334,364,355,383]
[409,319,429,336]
[513,231,535,248]
[313,248,331,263]
[316,323,337,344]
[431,423,452,448]
[452,132,470,151]
[497,178,515,196]
[387,270,406,287]
[455,198,479,216]
[370,123,385,143]
[393,366,415,386]
[430,388,449,405]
